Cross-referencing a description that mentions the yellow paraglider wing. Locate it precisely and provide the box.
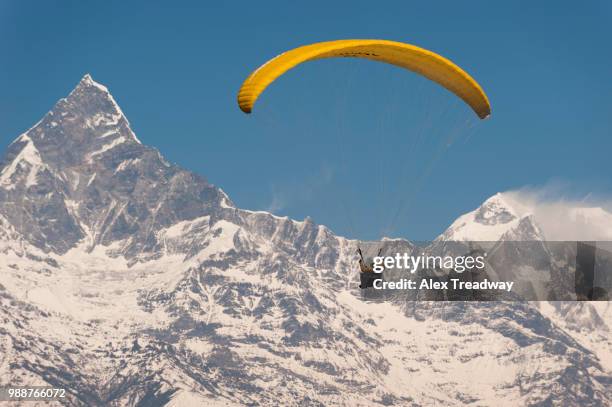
[238,39,491,119]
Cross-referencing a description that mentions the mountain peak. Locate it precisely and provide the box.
[79,73,95,85]
[436,193,525,242]
[75,73,110,94]
[0,75,229,255]
[475,193,518,225]
[482,192,513,211]
[64,74,133,133]
[17,74,144,151]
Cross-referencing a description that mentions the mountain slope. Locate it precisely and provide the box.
[0,75,610,406]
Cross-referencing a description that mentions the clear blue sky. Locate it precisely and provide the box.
[1,1,610,240]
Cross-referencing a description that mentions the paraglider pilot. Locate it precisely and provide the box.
[358,247,383,289]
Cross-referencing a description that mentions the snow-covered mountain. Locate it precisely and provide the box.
[432,192,612,301]
[435,193,544,242]
[436,192,612,243]
[0,75,610,406]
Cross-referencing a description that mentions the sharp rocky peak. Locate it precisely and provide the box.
[5,74,143,173]
[0,75,231,256]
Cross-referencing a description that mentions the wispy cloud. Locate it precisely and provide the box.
[264,164,334,214]
[503,182,612,240]
[265,187,287,213]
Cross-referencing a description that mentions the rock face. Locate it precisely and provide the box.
[0,76,610,406]
[0,75,229,258]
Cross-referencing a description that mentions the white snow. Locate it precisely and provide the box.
[3,240,189,331]
[183,338,214,355]
[168,391,237,407]
[334,291,531,405]
[538,301,612,372]
[88,136,127,159]
[218,188,234,208]
[87,173,97,186]
[162,216,210,239]
[437,193,522,241]
[86,113,122,129]
[197,220,239,258]
[439,213,520,242]
[0,134,45,189]
[100,129,118,138]
[114,158,141,173]
[0,189,608,406]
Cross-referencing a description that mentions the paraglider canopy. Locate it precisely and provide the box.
[238,39,491,119]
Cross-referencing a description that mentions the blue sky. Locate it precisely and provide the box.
[1,1,610,240]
